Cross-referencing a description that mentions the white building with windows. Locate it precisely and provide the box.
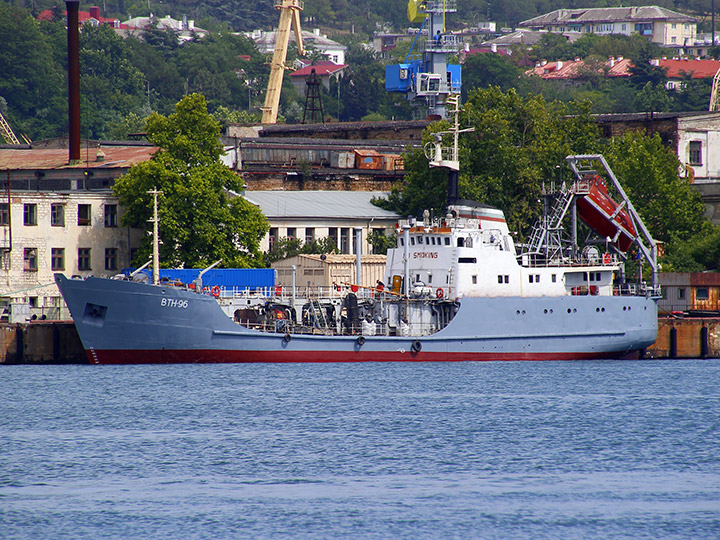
[0,145,154,320]
[519,6,697,51]
[243,190,399,255]
[247,28,347,65]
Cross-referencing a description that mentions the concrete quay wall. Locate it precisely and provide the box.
[644,317,720,359]
[0,322,86,364]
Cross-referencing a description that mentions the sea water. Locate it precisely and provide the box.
[1,360,719,539]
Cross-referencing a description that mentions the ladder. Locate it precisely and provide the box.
[526,184,574,254]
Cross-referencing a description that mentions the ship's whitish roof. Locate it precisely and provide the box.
[243,191,399,220]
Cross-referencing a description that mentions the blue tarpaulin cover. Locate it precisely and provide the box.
[122,268,275,290]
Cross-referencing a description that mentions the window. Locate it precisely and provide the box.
[78,204,91,226]
[51,203,65,227]
[529,275,534,283]
[24,248,37,271]
[696,287,709,301]
[471,275,477,284]
[305,227,315,244]
[504,275,509,284]
[678,288,686,299]
[552,274,557,282]
[444,237,450,245]
[671,36,677,44]
[286,227,296,240]
[340,228,350,253]
[78,248,91,271]
[0,203,8,226]
[105,248,117,271]
[51,248,65,271]
[104,204,117,227]
[328,227,338,248]
[269,227,278,250]
[672,23,677,29]
[24,203,37,226]
[622,23,627,31]
[418,236,423,244]
[459,257,477,263]
[689,141,702,165]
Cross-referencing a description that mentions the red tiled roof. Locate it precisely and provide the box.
[290,62,347,78]
[659,58,720,79]
[525,58,632,79]
[0,146,158,171]
[526,57,720,81]
[37,8,128,29]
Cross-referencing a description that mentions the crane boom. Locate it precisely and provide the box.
[261,0,305,124]
[710,67,720,111]
[0,112,20,145]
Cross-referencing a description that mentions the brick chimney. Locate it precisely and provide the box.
[89,6,100,19]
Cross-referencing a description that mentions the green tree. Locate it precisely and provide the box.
[603,130,713,271]
[635,82,673,113]
[80,23,146,138]
[113,94,269,268]
[461,52,523,99]
[367,230,397,255]
[0,3,65,139]
[382,88,602,237]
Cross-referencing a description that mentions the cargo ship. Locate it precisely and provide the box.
[56,101,661,364]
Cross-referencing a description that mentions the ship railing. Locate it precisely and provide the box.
[613,283,662,297]
[235,319,443,338]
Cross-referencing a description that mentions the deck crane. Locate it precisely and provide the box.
[385,0,462,119]
[261,0,305,124]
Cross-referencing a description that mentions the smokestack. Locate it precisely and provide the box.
[66,0,81,164]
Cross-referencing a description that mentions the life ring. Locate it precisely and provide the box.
[275,285,282,295]
[283,333,292,343]
[211,286,221,298]
[602,252,611,264]
[411,340,422,353]
[436,287,444,299]
[356,336,366,346]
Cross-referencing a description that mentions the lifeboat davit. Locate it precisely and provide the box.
[575,175,637,252]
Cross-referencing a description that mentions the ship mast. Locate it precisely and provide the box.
[147,187,163,285]
[424,94,473,205]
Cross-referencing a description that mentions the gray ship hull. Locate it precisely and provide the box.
[56,275,658,364]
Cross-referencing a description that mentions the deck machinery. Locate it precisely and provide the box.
[385,0,462,119]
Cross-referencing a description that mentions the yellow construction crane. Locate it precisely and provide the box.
[0,111,20,145]
[261,0,305,124]
[710,67,720,111]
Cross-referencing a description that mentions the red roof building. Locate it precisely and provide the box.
[38,6,129,30]
[289,61,347,93]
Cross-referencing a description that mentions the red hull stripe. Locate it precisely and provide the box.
[86,348,637,364]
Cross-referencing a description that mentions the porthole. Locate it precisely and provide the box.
[567,308,572,314]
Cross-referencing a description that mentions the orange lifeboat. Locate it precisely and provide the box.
[576,175,637,252]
